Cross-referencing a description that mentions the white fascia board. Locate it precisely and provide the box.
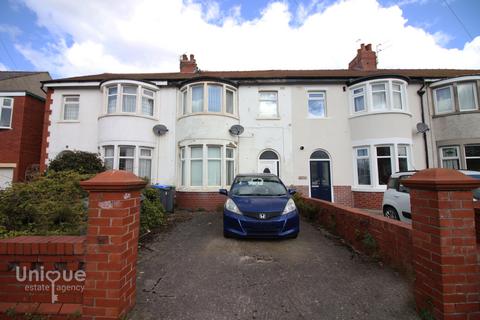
[43,82,101,88]
[0,91,26,97]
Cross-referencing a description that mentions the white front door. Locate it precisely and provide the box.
[258,160,278,176]
[0,168,14,189]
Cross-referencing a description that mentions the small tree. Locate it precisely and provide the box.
[48,150,105,174]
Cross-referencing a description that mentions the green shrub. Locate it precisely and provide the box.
[140,187,166,234]
[48,150,105,174]
[0,171,91,237]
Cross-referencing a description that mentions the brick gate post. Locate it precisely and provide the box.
[80,170,146,320]
[402,169,480,320]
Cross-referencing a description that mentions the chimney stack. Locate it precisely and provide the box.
[348,43,377,71]
[180,54,198,73]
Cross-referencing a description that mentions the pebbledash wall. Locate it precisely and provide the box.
[40,46,480,210]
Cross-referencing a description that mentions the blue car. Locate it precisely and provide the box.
[219,173,299,239]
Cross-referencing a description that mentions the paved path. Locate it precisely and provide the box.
[129,212,418,320]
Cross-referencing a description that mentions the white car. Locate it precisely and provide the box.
[382,170,480,223]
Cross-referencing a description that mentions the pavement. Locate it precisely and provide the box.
[129,212,419,320]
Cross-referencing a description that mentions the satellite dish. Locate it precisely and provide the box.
[153,124,169,136]
[229,124,244,136]
[416,122,430,133]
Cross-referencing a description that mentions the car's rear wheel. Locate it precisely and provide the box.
[383,206,400,220]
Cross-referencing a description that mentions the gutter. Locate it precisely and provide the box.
[417,82,429,168]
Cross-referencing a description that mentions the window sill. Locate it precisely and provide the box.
[349,110,412,119]
[98,113,158,121]
[0,126,12,130]
[351,186,387,193]
[433,109,480,118]
[178,112,239,120]
[57,120,80,123]
[306,116,330,120]
[256,117,281,120]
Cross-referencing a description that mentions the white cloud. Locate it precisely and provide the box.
[0,62,8,71]
[15,0,480,78]
[0,24,22,39]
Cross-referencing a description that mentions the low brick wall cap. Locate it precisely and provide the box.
[80,170,147,192]
[402,168,480,191]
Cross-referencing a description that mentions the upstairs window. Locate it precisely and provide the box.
[259,91,278,118]
[191,85,204,113]
[0,97,14,128]
[458,83,478,111]
[104,83,157,117]
[392,83,404,110]
[350,79,407,114]
[352,87,366,112]
[208,85,222,112]
[141,89,154,116]
[122,86,137,113]
[62,95,80,121]
[180,82,237,116]
[226,89,234,114]
[371,83,387,110]
[434,86,454,114]
[181,89,188,115]
[107,87,117,114]
[308,91,326,118]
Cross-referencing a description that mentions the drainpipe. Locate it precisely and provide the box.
[417,82,430,168]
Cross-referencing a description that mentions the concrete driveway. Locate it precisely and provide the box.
[129,212,418,320]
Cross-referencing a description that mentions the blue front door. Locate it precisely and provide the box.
[310,160,332,201]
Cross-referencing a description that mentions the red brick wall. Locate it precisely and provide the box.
[176,192,227,211]
[303,197,413,274]
[0,236,85,318]
[475,206,480,243]
[352,191,383,210]
[333,186,353,207]
[0,94,46,182]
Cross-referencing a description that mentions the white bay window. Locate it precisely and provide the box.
[102,145,154,179]
[180,82,237,116]
[103,82,157,117]
[350,79,408,114]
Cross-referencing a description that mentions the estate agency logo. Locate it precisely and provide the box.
[16,266,85,303]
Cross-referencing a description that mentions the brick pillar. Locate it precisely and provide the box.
[80,170,146,320]
[403,169,480,320]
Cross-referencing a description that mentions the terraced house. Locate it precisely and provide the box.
[40,44,480,210]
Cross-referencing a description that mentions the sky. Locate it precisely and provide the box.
[0,0,479,79]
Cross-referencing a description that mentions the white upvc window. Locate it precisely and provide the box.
[180,147,186,186]
[103,146,114,170]
[207,146,221,186]
[190,146,203,186]
[465,145,480,171]
[352,87,366,113]
[439,146,460,169]
[207,85,222,112]
[191,85,204,113]
[376,146,393,185]
[355,147,371,185]
[308,91,326,118]
[118,146,135,172]
[141,89,154,116]
[397,145,409,172]
[62,95,80,120]
[107,86,118,114]
[226,148,235,186]
[434,86,454,114]
[122,85,137,113]
[226,89,234,114]
[371,82,387,110]
[181,89,188,115]
[0,97,14,128]
[139,147,153,179]
[457,82,478,111]
[258,91,278,118]
[392,82,404,110]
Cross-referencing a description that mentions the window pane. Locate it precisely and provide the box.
[442,147,458,158]
[119,159,134,172]
[357,159,371,185]
[443,159,459,169]
[64,104,79,120]
[398,146,407,157]
[465,145,480,157]
[191,160,203,186]
[191,146,203,158]
[260,92,277,101]
[139,159,152,178]
[107,95,117,113]
[377,146,391,156]
[104,147,114,157]
[377,158,392,185]
[399,158,408,172]
[466,159,480,171]
[226,90,234,114]
[226,160,234,185]
[104,158,114,170]
[353,88,364,95]
[354,96,365,112]
[108,87,117,95]
[392,84,401,91]
[181,160,185,186]
[140,148,152,157]
[119,146,134,157]
[182,90,188,114]
[123,86,137,94]
[436,87,453,113]
[3,98,12,107]
[372,92,387,110]
[308,98,325,117]
[208,85,222,112]
[192,85,204,112]
[259,101,278,117]
[122,95,136,112]
[142,97,154,116]
[458,83,476,111]
[226,148,234,158]
[357,148,368,157]
[143,89,154,97]
[208,160,221,185]
[0,108,12,127]
[372,83,385,91]
[393,92,402,110]
[208,146,221,158]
